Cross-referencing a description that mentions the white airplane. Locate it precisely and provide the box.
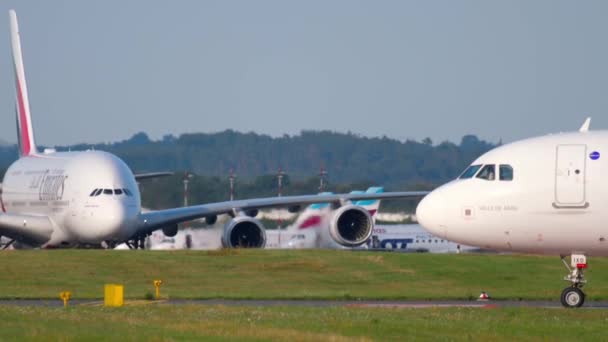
[416,118,606,307]
[1,10,425,250]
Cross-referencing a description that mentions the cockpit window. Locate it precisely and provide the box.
[459,164,482,179]
[499,164,514,181]
[476,164,496,181]
[91,188,131,196]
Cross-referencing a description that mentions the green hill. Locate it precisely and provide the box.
[0,130,495,210]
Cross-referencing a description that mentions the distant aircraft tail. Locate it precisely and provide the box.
[9,10,37,157]
[354,187,384,222]
[295,187,384,229]
[295,192,333,230]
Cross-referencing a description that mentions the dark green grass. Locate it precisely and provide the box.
[2,249,608,301]
[0,305,607,341]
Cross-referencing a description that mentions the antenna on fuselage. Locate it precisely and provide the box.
[579,117,591,132]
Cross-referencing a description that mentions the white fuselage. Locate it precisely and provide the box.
[369,224,475,253]
[1,151,141,246]
[417,131,608,256]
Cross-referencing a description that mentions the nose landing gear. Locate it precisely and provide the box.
[560,254,587,308]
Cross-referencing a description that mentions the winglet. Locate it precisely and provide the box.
[10,10,37,156]
[579,117,591,133]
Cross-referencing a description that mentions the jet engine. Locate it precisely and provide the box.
[222,216,266,248]
[205,215,217,225]
[288,205,301,213]
[329,205,374,247]
[162,224,178,237]
[244,209,259,218]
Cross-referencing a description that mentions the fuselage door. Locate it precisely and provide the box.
[554,144,587,208]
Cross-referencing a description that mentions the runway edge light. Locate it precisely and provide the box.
[59,291,71,308]
[153,280,163,300]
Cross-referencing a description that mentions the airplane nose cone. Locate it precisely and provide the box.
[416,191,447,238]
[103,201,139,240]
[78,201,137,242]
[104,202,128,234]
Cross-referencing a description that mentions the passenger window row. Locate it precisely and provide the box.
[89,188,133,197]
[459,164,513,181]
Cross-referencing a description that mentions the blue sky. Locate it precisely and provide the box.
[0,1,607,146]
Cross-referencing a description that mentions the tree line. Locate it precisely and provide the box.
[0,130,496,211]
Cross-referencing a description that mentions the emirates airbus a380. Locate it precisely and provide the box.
[1,10,425,250]
[417,118,608,308]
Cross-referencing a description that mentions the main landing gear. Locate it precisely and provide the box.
[560,254,587,308]
[1,238,14,250]
[125,235,147,250]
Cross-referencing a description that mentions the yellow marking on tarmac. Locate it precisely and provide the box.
[79,301,104,307]
[123,299,168,306]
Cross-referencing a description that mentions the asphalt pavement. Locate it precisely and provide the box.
[1,298,607,309]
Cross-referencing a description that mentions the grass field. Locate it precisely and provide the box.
[2,249,608,341]
[1,305,607,341]
[1,249,608,301]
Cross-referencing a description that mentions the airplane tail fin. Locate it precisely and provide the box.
[295,192,333,230]
[9,10,37,157]
[354,187,384,221]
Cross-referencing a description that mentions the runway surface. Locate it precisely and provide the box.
[2,299,608,308]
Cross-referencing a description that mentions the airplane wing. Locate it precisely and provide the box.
[134,172,174,181]
[0,213,54,245]
[137,191,427,235]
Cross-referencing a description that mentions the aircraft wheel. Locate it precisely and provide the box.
[560,287,585,308]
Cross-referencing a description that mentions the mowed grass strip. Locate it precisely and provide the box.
[0,305,607,341]
[2,249,608,300]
